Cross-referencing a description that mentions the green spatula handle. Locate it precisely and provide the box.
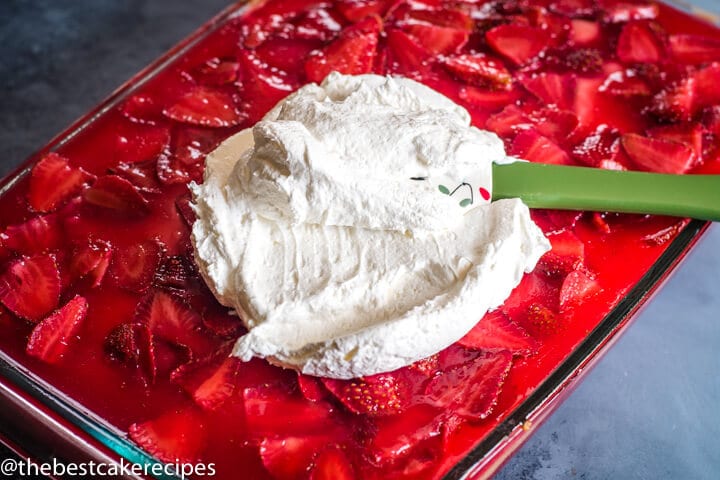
[492,162,720,222]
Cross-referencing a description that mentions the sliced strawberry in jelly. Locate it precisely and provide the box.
[572,124,621,167]
[425,349,513,420]
[129,409,208,464]
[641,218,691,246]
[156,127,226,186]
[601,0,658,23]
[135,290,213,357]
[154,254,196,293]
[113,123,170,166]
[459,310,538,356]
[108,239,163,293]
[441,53,511,90]
[502,271,560,322]
[520,72,575,110]
[171,346,241,410]
[82,175,150,217]
[669,34,720,65]
[310,446,355,480]
[1,214,63,257]
[386,28,434,77]
[243,385,338,437]
[404,23,468,56]
[538,229,586,276]
[591,211,613,234]
[648,123,703,159]
[691,62,720,110]
[409,7,473,30]
[649,77,696,122]
[238,51,296,123]
[297,373,331,402]
[26,295,87,364]
[599,69,653,98]
[621,133,696,174]
[337,0,393,22]
[569,19,602,46]
[533,109,580,143]
[153,338,192,379]
[323,372,408,416]
[175,193,196,228]
[524,302,562,336]
[367,404,442,466]
[69,240,112,288]
[559,269,601,313]
[485,105,533,140]
[260,434,339,480]
[111,160,162,194]
[549,0,597,18]
[459,86,519,113]
[191,57,240,86]
[486,24,550,66]
[305,15,382,83]
[201,304,244,339]
[119,94,164,125]
[163,86,245,128]
[105,322,156,384]
[293,7,344,42]
[254,37,324,75]
[0,254,61,323]
[617,21,664,64]
[28,153,93,213]
[547,209,585,230]
[511,129,574,165]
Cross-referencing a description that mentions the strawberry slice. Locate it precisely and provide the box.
[459,86,519,113]
[599,69,652,98]
[486,24,551,66]
[621,133,696,174]
[569,19,602,46]
[511,129,574,165]
[405,23,468,56]
[649,77,696,122]
[191,57,240,86]
[485,105,533,140]
[322,372,407,416]
[154,254,196,293]
[525,302,562,336]
[691,63,720,110]
[533,109,580,143]
[163,86,245,128]
[425,349,513,420]
[108,240,163,293]
[171,347,242,410]
[129,409,208,464]
[26,295,88,364]
[386,28,434,77]
[409,7,472,30]
[641,218,690,246]
[135,290,213,357]
[82,175,150,217]
[572,125,621,167]
[520,72,575,110]
[459,310,538,356]
[260,434,339,480]
[310,447,355,480]
[368,404,442,466]
[239,51,296,123]
[669,34,720,65]
[1,214,63,256]
[502,271,560,324]
[175,193,196,227]
[69,240,112,288]
[337,0,393,22]
[0,254,61,323]
[156,127,226,185]
[648,123,703,159]
[538,229,585,276]
[119,94,164,125]
[114,123,170,166]
[617,21,663,64]
[105,322,156,384]
[297,373,331,402]
[200,304,244,339]
[305,15,382,83]
[243,385,338,437]
[111,161,162,194]
[441,53,511,90]
[601,1,659,23]
[550,0,597,18]
[559,269,601,313]
[28,153,93,213]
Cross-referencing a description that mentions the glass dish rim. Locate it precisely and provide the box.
[0,1,715,479]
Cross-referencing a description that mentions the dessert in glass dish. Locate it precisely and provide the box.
[1,1,719,479]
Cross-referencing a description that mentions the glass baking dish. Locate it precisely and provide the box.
[1,1,718,479]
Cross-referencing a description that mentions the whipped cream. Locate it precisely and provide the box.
[191,72,550,379]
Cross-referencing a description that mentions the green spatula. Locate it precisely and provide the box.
[492,162,720,222]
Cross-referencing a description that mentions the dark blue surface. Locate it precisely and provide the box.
[1,2,719,479]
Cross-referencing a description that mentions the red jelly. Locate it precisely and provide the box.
[0,1,718,479]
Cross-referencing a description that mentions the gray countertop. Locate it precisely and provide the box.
[0,1,718,479]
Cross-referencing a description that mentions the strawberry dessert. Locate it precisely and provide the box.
[1,0,719,479]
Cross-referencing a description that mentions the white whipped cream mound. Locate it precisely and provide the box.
[191,72,550,379]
